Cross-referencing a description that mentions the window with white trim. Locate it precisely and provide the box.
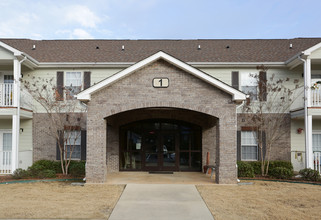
[65,72,82,99]
[241,73,258,100]
[241,131,258,160]
[64,130,81,159]
[313,132,321,152]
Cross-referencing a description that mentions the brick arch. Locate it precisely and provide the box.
[105,102,222,118]
[105,107,218,128]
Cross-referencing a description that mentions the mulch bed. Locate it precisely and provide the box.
[0,174,81,183]
[239,176,321,184]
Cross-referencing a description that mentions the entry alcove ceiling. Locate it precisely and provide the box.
[105,107,217,129]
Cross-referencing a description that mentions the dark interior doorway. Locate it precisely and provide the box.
[119,119,202,171]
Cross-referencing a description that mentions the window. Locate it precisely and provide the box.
[241,73,258,100]
[4,75,14,83]
[65,72,82,99]
[313,132,321,152]
[241,131,258,160]
[64,130,81,159]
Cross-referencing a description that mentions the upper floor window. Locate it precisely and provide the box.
[65,72,82,100]
[241,73,258,101]
[56,71,91,101]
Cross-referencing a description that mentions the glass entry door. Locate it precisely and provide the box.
[120,119,201,172]
[143,131,178,171]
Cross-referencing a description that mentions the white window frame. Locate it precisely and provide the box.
[65,71,83,99]
[312,130,321,152]
[64,130,81,160]
[241,72,258,101]
[241,131,258,161]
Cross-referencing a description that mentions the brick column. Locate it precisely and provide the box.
[86,116,107,183]
[215,114,237,184]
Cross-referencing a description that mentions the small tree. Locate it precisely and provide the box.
[242,65,300,176]
[22,76,87,175]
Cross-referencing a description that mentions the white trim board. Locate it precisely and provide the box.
[76,51,247,102]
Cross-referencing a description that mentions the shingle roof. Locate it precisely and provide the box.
[1,38,321,63]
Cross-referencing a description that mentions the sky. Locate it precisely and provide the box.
[0,0,320,40]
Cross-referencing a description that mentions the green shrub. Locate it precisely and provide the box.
[268,161,293,174]
[269,167,293,179]
[69,161,86,177]
[37,169,57,179]
[299,168,320,181]
[237,160,293,176]
[247,161,261,175]
[27,160,60,178]
[237,161,255,178]
[11,168,30,179]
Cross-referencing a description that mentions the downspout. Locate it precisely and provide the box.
[298,54,312,169]
[15,56,27,170]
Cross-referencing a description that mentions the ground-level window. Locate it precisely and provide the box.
[64,130,81,159]
[241,131,258,161]
[313,132,321,152]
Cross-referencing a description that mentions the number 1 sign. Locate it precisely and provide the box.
[153,78,169,88]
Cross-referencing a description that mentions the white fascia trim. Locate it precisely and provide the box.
[0,41,22,56]
[303,42,321,55]
[188,62,285,68]
[37,62,134,68]
[77,51,247,101]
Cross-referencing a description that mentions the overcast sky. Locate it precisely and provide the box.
[0,0,320,40]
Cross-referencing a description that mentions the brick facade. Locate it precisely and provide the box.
[237,113,291,161]
[33,113,87,162]
[86,59,238,184]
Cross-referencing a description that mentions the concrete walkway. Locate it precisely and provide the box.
[109,184,214,220]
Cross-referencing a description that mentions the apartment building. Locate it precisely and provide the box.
[0,38,320,184]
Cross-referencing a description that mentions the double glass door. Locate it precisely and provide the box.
[120,120,202,172]
[144,131,177,171]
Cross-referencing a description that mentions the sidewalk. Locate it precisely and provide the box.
[109,184,214,220]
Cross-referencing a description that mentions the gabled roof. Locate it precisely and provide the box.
[0,41,22,56]
[1,38,321,63]
[76,51,247,102]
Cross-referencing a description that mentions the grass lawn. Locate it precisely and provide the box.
[0,180,320,219]
[0,181,124,219]
[197,181,321,220]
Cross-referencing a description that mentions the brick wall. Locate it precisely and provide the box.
[33,113,87,162]
[237,113,291,161]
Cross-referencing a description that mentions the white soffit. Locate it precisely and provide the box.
[76,51,247,101]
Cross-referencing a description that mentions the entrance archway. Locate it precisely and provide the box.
[120,119,202,172]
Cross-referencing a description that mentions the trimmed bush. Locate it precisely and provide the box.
[69,161,86,177]
[237,161,255,178]
[299,168,320,181]
[269,167,293,179]
[27,160,62,178]
[237,160,293,176]
[37,169,56,179]
[12,168,30,179]
[247,161,261,175]
[268,161,293,174]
